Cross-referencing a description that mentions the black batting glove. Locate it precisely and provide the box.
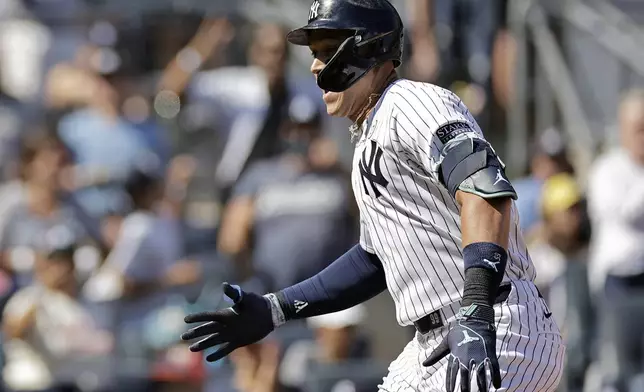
[181,282,275,362]
[423,303,501,392]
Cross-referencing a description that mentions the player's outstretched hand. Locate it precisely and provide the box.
[181,283,275,362]
[423,303,501,392]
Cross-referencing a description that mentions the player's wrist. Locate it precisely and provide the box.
[458,303,495,324]
[263,293,288,328]
[461,242,508,307]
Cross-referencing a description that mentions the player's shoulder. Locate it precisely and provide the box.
[384,79,460,109]
[377,79,481,144]
[387,78,453,96]
[381,79,475,127]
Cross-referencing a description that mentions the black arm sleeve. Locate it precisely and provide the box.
[275,244,387,320]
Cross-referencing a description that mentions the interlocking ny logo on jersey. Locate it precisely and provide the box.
[359,140,388,198]
[309,0,320,21]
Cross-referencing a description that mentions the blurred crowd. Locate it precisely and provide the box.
[0,1,642,392]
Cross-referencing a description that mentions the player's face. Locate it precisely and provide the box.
[308,31,376,120]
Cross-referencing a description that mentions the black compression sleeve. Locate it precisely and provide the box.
[275,244,387,320]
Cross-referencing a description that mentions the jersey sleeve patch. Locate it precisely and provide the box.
[435,121,474,144]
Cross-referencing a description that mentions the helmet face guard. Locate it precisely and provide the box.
[317,30,401,92]
[287,0,404,93]
[317,35,371,92]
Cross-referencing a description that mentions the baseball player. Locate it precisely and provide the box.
[181,1,566,391]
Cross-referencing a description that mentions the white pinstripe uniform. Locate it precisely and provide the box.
[352,79,565,391]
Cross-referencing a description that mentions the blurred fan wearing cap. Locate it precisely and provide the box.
[529,173,593,391]
[513,128,575,237]
[2,225,113,392]
[528,173,590,299]
[277,305,370,390]
[307,305,367,362]
[85,161,201,304]
[217,95,354,292]
[539,174,588,251]
[278,95,322,157]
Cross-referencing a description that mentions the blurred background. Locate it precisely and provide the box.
[0,0,642,391]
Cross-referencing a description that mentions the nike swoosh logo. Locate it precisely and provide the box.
[544,312,553,318]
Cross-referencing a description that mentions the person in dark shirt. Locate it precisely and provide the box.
[217,95,355,292]
[0,131,91,292]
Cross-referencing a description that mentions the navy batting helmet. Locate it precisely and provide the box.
[287,0,404,92]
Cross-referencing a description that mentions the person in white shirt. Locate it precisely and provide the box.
[587,89,644,391]
[2,226,112,392]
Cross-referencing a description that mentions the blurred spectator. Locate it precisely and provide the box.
[513,128,574,240]
[588,89,644,391]
[224,305,373,392]
[406,0,502,122]
[530,174,590,304]
[217,95,355,292]
[186,22,323,196]
[277,305,372,391]
[0,131,94,294]
[528,173,592,392]
[83,164,200,318]
[157,17,237,236]
[0,3,52,105]
[82,155,203,389]
[229,341,281,392]
[490,0,515,113]
[0,88,24,181]
[46,45,167,219]
[2,227,112,392]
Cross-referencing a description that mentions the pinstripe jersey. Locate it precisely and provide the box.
[352,79,536,326]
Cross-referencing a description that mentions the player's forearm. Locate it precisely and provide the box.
[264,244,387,325]
[457,191,511,249]
[456,191,512,306]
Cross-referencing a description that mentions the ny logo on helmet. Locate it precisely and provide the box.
[309,0,320,21]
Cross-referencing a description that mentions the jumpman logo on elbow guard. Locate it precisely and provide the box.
[493,169,509,186]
